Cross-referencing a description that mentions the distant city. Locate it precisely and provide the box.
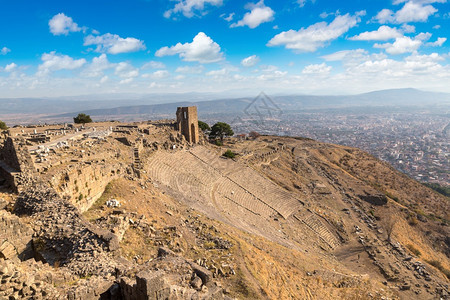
[206,106,450,187]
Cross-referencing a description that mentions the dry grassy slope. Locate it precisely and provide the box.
[241,137,449,269]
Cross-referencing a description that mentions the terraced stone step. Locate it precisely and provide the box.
[296,212,340,249]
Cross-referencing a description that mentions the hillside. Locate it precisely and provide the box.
[0,121,448,299]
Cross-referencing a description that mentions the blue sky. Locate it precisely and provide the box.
[0,0,449,97]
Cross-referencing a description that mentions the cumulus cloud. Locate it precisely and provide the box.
[37,52,86,76]
[175,65,205,73]
[206,68,229,76]
[142,70,170,79]
[82,54,114,77]
[302,63,332,75]
[231,1,274,29]
[374,33,431,54]
[119,78,134,85]
[241,55,260,67]
[84,33,146,54]
[1,47,11,55]
[375,1,439,24]
[268,12,364,52]
[349,26,403,41]
[49,13,83,35]
[322,49,371,61]
[114,62,139,78]
[426,37,447,46]
[3,63,17,72]
[164,0,223,18]
[141,61,166,70]
[155,32,223,63]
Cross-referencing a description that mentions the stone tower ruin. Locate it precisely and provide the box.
[176,106,199,144]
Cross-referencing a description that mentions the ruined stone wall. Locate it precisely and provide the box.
[0,138,21,171]
[50,162,127,212]
[0,210,33,260]
[0,138,35,174]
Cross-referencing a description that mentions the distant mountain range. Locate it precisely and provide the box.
[1,88,449,124]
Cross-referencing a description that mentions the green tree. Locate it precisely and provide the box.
[209,122,234,142]
[0,120,7,130]
[73,113,93,124]
[198,121,211,132]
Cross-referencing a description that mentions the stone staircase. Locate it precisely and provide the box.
[295,211,340,249]
[133,146,142,170]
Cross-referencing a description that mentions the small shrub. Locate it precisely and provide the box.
[223,150,236,159]
[385,192,400,203]
[204,241,216,249]
[78,194,83,201]
[408,216,419,226]
[425,259,450,279]
[0,120,8,130]
[215,140,223,146]
[426,259,443,269]
[406,244,421,256]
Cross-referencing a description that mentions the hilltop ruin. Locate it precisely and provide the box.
[0,106,448,299]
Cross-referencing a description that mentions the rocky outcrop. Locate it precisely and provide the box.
[119,248,227,300]
[14,180,121,277]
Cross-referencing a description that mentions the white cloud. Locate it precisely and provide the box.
[401,24,416,33]
[114,62,139,78]
[49,13,82,35]
[375,1,438,24]
[206,68,229,76]
[374,34,430,54]
[83,54,114,77]
[426,37,447,46]
[37,52,86,76]
[84,33,146,54]
[374,9,395,24]
[141,61,166,69]
[3,63,17,72]
[155,32,223,63]
[119,78,134,85]
[432,24,441,29]
[231,1,275,29]
[175,65,205,73]
[395,1,437,23]
[142,70,170,79]
[297,0,316,7]
[268,12,364,52]
[393,0,446,4]
[221,13,235,22]
[349,26,403,41]
[1,47,11,55]
[100,76,109,84]
[241,55,260,67]
[302,63,332,75]
[257,70,287,80]
[164,0,223,18]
